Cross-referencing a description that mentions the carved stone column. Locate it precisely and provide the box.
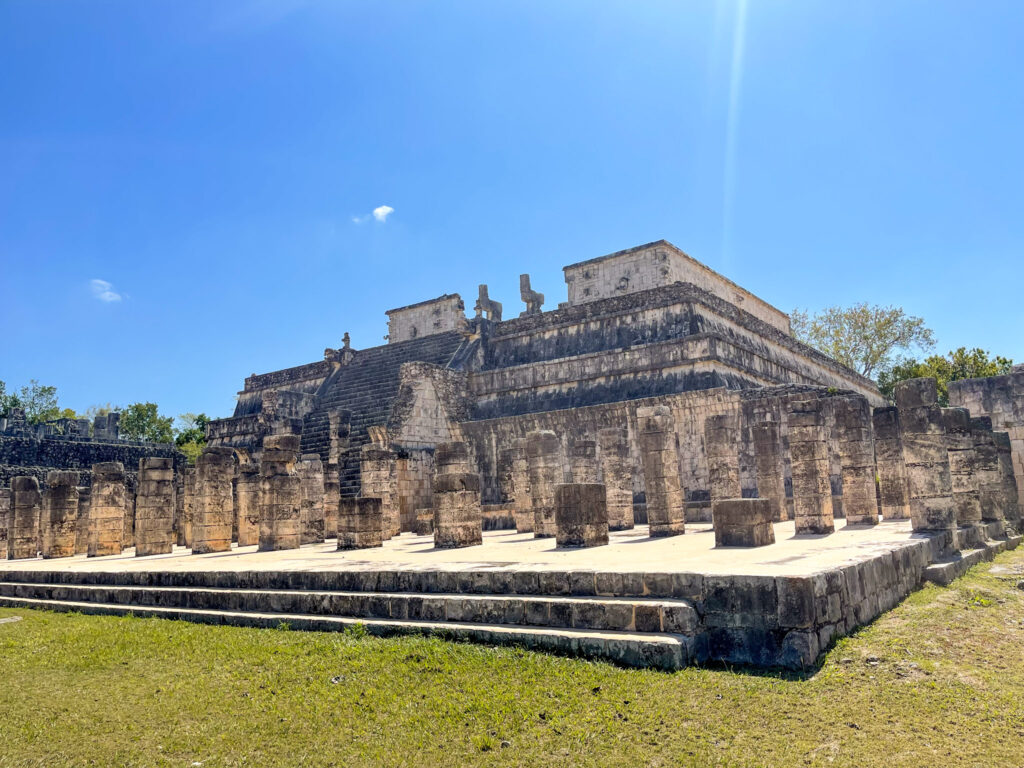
[832,395,878,525]
[89,462,126,557]
[432,441,483,549]
[525,430,562,538]
[259,434,302,551]
[298,454,325,544]
[134,458,175,556]
[786,401,835,535]
[598,427,634,531]
[752,421,787,522]
[637,405,686,537]
[193,447,236,554]
[554,483,608,547]
[872,407,911,520]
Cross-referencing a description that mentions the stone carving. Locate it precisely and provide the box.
[432,441,483,548]
[474,284,502,322]
[134,458,174,557]
[786,400,835,535]
[89,462,126,557]
[554,483,609,547]
[235,466,261,547]
[298,454,325,544]
[8,476,41,559]
[360,444,399,538]
[832,395,878,525]
[258,434,302,551]
[41,471,79,559]
[943,409,983,529]
[510,439,534,533]
[323,465,340,540]
[704,414,741,502]
[192,447,236,554]
[637,405,686,537]
[597,427,634,531]
[752,421,787,522]
[519,274,544,316]
[75,487,91,554]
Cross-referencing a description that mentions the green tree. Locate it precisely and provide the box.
[791,303,935,378]
[878,347,1013,405]
[0,380,17,417]
[119,402,175,443]
[17,380,61,424]
[174,412,210,465]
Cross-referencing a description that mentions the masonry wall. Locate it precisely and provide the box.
[386,295,465,344]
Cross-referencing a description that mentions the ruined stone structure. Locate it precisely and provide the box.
[8,476,41,559]
[712,498,775,547]
[235,465,260,547]
[704,414,741,503]
[298,454,325,544]
[568,439,599,484]
[41,470,78,559]
[832,395,877,525]
[192,447,236,554]
[872,407,911,520]
[553,483,608,548]
[597,427,634,530]
[525,430,561,538]
[337,497,384,549]
[0,488,9,554]
[787,400,835,535]
[751,421,787,522]
[943,409,983,529]
[134,458,174,557]
[432,441,483,549]
[258,435,302,552]
[637,406,686,536]
[88,462,126,558]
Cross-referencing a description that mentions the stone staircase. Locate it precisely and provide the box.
[0,568,699,669]
[922,522,1023,586]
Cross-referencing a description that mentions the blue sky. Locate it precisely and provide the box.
[2,1,1022,422]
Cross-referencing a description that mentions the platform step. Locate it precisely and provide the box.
[0,595,692,670]
[0,582,698,635]
[922,533,1023,586]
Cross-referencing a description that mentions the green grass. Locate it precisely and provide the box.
[3,552,1024,768]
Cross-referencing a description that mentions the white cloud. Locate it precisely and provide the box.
[372,205,394,223]
[351,215,368,224]
[89,278,121,303]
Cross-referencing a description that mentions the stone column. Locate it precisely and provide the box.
[637,405,686,537]
[995,432,1022,526]
[598,427,635,530]
[235,466,261,547]
[8,476,42,560]
[713,498,775,547]
[832,395,878,525]
[872,407,911,520]
[569,439,600,484]
[525,430,562,538]
[943,409,983,528]
[786,400,835,535]
[179,468,197,547]
[752,421,787,522]
[74,487,91,554]
[259,434,303,551]
[497,447,516,504]
[193,447,236,554]
[0,487,9,556]
[704,414,741,503]
[298,454,326,544]
[360,445,399,538]
[337,497,383,549]
[894,379,956,551]
[432,441,483,548]
[135,458,175,557]
[554,483,609,547]
[89,462,126,557]
[971,418,1004,523]
[511,439,534,533]
[323,464,340,539]
[42,471,78,559]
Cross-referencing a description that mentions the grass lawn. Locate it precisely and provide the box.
[2,551,1024,767]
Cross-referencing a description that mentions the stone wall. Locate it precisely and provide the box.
[386,294,466,344]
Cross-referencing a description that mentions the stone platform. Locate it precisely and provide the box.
[1,521,1016,670]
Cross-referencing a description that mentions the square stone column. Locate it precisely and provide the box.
[511,439,534,533]
[193,447,237,554]
[894,378,956,552]
[0,488,9,555]
[89,462,126,557]
[637,405,686,537]
[337,498,384,549]
[323,464,340,540]
[713,498,775,547]
[9,476,42,560]
[135,458,174,557]
[554,483,609,547]
[871,407,911,520]
[360,445,400,539]
[525,430,562,538]
[74,487,90,555]
[569,439,600,484]
[970,417,1003,523]
[752,421,787,522]
[179,468,197,547]
[298,454,326,544]
[432,441,483,549]
[414,507,434,535]
[786,401,835,535]
[259,434,303,551]
[598,427,635,531]
[942,408,983,528]
[994,432,1022,526]
[832,395,878,525]
[235,467,261,547]
[704,413,741,502]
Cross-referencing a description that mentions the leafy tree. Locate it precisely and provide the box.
[17,380,61,424]
[0,380,17,417]
[119,402,175,443]
[791,304,935,378]
[878,347,1014,405]
[174,412,210,465]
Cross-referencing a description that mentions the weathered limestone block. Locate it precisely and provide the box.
[414,507,434,535]
[994,432,1022,526]
[713,498,775,547]
[0,487,9,555]
[433,441,483,548]
[970,417,1004,523]
[134,458,174,557]
[569,439,600,484]
[598,427,635,530]
[832,395,878,525]
[752,421,787,522]
[235,467,261,547]
[179,468,197,547]
[323,464,340,539]
[704,414,741,502]
[942,408,983,528]
[192,447,236,554]
[637,405,685,537]
[525,430,562,538]
[337,497,384,549]
[786,401,835,535]
[554,483,609,547]
[298,454,326,544]
[42,471,79,558]
[9,476,42,559]
[74,487,91,554]
[872,407,911,520]
[259,434,302,551]
[89,462,126,557]
[497,448,516,502]
[895,379,956,548]
[511,439,534,533]
[360,445,399,538]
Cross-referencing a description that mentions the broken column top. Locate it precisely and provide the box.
[92,462,125,480]
[435,441,470,467]
[140,457,173,471]
[198,446,237,467]
[941,407,972,435]
[46,470,80,487]
[894,377,938,409]
[11,476,40,491]
[263,434,301,452]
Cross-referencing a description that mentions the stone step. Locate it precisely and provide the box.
[0,596,691,670]
[922,533,1023,586]
[0,582,699,635]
